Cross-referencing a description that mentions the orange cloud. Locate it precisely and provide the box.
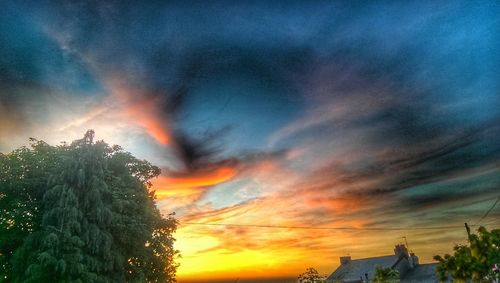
[305,195,373,214]
[151,164,239,213]
[155,166,237,190]
[106,77,172,145]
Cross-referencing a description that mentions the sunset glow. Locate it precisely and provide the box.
[1,1,499,282]
[154,167,237,191]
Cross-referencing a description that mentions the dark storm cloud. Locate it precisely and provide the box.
[35,0,315,89]
[267,0,499,219]
[0,1,302,157]
[285,68,500,215]
[14,0,315,160]
[93,0,500,218]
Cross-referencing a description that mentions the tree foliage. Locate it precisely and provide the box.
[433,225,500,283]
[373,266,400,283]
[0,131,178,282]
[298,267,325,283]
[1,139,59,281]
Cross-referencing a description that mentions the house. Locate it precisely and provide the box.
[326,244,443,283]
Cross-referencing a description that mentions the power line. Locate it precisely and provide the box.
[181,222,478,231]
[475,196,500,225]
[181,196,500,231]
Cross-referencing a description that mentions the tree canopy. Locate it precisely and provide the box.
[434,225,500,283]
[0,130,178,282]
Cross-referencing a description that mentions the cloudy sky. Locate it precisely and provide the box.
[1,1,499,282]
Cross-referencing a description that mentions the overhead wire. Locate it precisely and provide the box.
[181,222,482,231]
[474,196,500,226]
[180,195,500,232]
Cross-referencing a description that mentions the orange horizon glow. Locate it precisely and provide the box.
[160,162,491,282]
[173,216,466,281]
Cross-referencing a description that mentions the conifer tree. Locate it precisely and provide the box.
[1,131,178,283]
[0,139,60,282]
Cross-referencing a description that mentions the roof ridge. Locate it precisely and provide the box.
[348,254,396,261]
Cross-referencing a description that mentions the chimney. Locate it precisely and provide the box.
[409,252,419,267]
[394,244,409,258]
[340,256,351,265]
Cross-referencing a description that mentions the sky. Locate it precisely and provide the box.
[1,1,499,282]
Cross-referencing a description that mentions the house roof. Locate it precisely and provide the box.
[326,255,399,282]
[401,263,441,283]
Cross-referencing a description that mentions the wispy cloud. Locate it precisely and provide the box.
[1,1,499,281]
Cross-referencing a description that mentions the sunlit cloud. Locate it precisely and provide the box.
[155,166,237,191]
[105,77,173,145]
[1,1,499,282]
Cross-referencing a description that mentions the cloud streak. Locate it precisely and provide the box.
[1,1,499,281]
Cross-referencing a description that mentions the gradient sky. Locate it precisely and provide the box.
[1,1,499,282]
